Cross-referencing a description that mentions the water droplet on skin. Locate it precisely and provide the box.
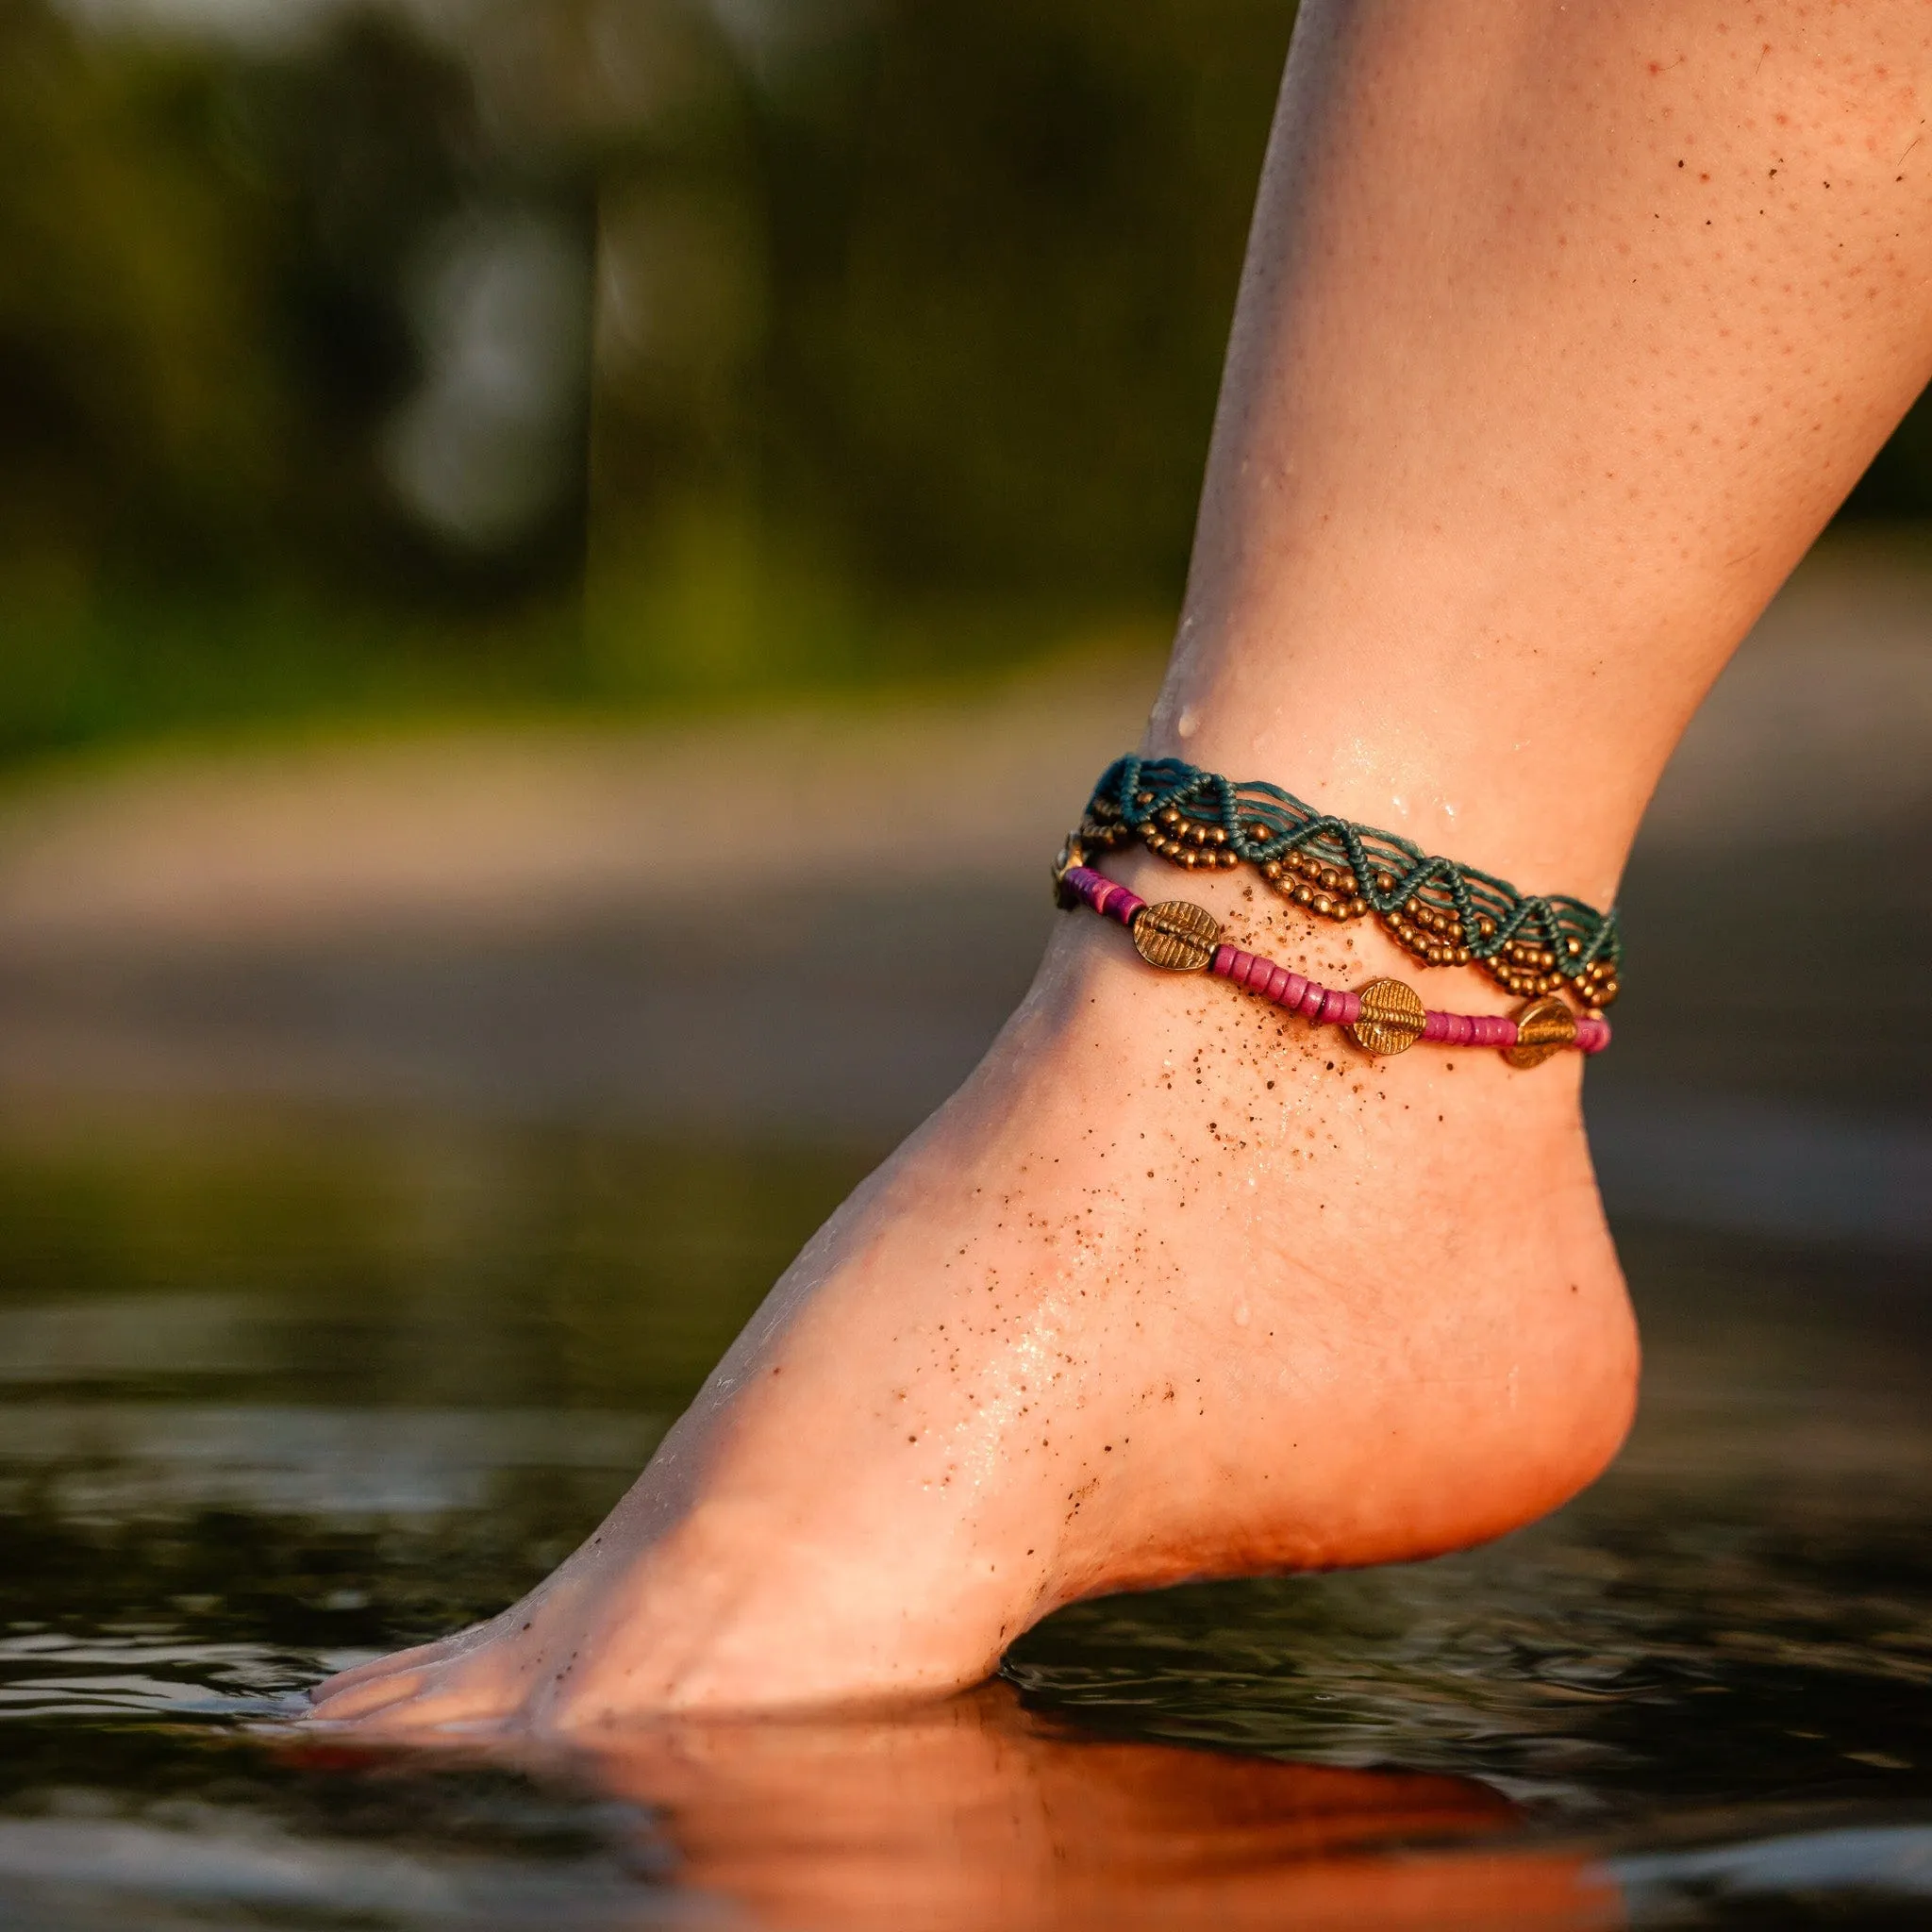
[1177,708,1199,740]
[1235,1303,1251,1327]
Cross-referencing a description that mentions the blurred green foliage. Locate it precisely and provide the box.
[0,0,1296,756]
[0,0,1924,764]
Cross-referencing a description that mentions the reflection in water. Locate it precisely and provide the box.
[291,1683,1620,1932]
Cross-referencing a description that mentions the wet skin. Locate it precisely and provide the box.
[308,881,1639,1725]
[312,0,1932,1729]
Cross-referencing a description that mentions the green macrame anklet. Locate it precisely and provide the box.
[1077,755,1621,1009]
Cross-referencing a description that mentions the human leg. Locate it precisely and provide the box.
[311,0,1932,1728]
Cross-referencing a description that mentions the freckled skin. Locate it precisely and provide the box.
[312,0,1932,1730]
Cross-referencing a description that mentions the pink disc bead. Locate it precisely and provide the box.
[1212,944,1342,1021]
[1065,865,1144,927]
[1575,1015,1612,1055]
[1211,944,1254,988]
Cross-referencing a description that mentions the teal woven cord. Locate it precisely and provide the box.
[1087,755,1622,979]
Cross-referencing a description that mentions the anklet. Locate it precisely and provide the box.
[1075,756,1622,1009]
[1055,852,1610,1065]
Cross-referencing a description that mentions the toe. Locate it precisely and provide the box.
[310,1639,448,1707]
[318,1667,528,1738]
[307,1666,438,1723]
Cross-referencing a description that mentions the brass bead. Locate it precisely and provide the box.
[1180,848,1200,868]
[1376,872,1396,892]
[1261,860,1282,880]
[1505,994,1578,1069]
[1349,976,1427,1057]
[1132,899,1223,972]
[1348,897,1368,917]
[1293,884,1313,906]
[1207,825,1227,845]
[1313,893,1334,916]
[1158,806,1180,826]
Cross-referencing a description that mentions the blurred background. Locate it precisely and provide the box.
[1,0,1927,1146]
[4,0,1931,765]
[0,0,1307,754]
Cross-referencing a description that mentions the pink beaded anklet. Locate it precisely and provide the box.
[1057,853,1609,1067]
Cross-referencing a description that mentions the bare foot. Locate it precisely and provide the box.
[305,0,1932,1738]
[308,864,1637,1731]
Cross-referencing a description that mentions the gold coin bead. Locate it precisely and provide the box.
[1347,977,1427,1057]
[1131,899,1224,973]
[1504,995,1578,1070]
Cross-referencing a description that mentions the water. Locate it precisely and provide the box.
[2,1109,1930,1930]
